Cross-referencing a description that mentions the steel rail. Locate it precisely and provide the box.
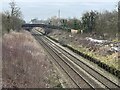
[33,34,94,89]
[33,34,82,88]
[43,34,120,89]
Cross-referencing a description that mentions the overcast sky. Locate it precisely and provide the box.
[1,0,119,22]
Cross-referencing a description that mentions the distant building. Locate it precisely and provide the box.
[71,29,78,34]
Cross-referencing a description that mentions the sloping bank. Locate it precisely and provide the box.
[46,32,120,79]
[2,30,61,88]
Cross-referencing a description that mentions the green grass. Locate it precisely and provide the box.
[68,43,119,70]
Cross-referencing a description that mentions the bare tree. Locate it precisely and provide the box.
[9,0,22,30]
[9,1,22,18]
[3,0,23,32]
[81,11,97,33]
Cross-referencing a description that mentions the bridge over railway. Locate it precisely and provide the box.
[22,24,62,31]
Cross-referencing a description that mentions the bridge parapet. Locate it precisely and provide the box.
[22,24,62,29]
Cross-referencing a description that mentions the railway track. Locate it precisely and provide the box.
[33,34,93,89]
[32,30,120,89]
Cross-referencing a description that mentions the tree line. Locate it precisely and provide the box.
[29,2,119,39]
[31,9,118,39]
[40,8,117,39]
[59,10,118,38]
[2,1,25,34]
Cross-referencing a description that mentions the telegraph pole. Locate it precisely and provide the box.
[58,9,60,19]
[58,9,60,26]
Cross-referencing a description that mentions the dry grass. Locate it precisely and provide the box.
[48,29,119,70]
[2,30,60,88]
[69,44,119,70]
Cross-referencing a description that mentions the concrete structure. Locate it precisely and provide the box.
[71,29,78,34]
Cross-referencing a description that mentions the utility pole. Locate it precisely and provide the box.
[58,9,60,19]
[58,9,60,26]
